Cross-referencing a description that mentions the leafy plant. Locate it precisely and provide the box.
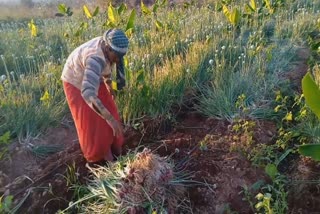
[222,4,241,26]
[299,72,320,160]
[83,5,99,19]
[55,4,73,17]
[28,19,38,37]
[0,195,13,213]
[0,131,11,160]
[104,3,136,38]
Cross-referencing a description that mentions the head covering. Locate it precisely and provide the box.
[103,29,129,90]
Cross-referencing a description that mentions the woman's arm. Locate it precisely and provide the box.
[81,56,114,121]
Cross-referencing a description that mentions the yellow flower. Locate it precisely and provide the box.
[111,81,118,91]
[284,111,293,121]
[40,90,51,106]
[28,19,38,37]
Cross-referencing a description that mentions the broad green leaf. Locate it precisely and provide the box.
[55,13,64,17]
[250,0,257,11]
[66,7,73,16]
[58,4,67,13]
[126,9,136,31]
[141,1,151,15]
[155,20,164,30]
[125,28,134,38]
[265,164,278,180]
[245,4,255,13]
[118,3,127,15]
[264,0,273,14]
[230,8,240,26]
[93,6,99,17]
[83,5,92,19]
[299,144,320,161]
[222,4,230,18]
[108,3,120,25]
[302,72,320,119]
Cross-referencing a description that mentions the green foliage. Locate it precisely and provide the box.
[299,144,320,161]
[0,195,13,213]
[0,131,10,145]
[56,4,73,17]
[141,1,152,16]
[265,163,278,181]
[302,72,320,119]
[83,5,99,19]
[0,131,10,160]
[255,192,273,214]
[222,5,241,26]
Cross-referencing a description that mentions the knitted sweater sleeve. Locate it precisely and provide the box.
[81,55,114,121]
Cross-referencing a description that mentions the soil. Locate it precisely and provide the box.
[1,47,319,214]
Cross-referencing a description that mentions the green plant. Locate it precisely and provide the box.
[0,195,13,213]
[255,192,273,214]
[299,72,320,160]
[0,131,11,160]
[55,4,73,17]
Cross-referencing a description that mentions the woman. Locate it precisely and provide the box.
[61,29,129,164]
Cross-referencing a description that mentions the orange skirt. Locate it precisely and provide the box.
[63,81,124,163]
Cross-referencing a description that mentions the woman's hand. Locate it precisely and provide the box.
[107,117,123,137]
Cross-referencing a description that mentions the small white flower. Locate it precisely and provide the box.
[238,56,241,60]
[209,59,214,65]
[0,75,6,82]
[159,53,163,58]
[10,71,14,76]
[221,46,226,50]
[185,38,189,43]
[186,69,190,73]
[250,45,255,49]
[20,74,25,79]
[242,61,245,64]
[142,64,145,68]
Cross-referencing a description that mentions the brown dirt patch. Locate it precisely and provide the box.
[0,125,89,214]
[123,113,273,213]
[288,157,320,213]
